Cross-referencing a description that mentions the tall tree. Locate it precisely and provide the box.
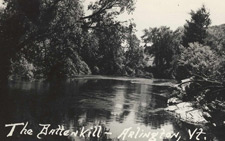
[125,23,145,75]
[80,0,136,75]
[182,5,211,46]
[93,13,127,75]
[142,26,179,78]
[0,0,31,86]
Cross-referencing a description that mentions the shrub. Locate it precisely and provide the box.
[176,42,223,81]
[10,55,35,81]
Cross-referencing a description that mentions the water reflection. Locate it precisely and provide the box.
[1,76,222,140]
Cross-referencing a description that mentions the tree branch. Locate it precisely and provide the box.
[80,1,117,20]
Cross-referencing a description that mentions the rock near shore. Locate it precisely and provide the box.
[165,99,208,125]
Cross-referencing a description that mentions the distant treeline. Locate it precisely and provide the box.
[0,1,225,84]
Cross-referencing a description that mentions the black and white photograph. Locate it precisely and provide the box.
[1,0,225,140]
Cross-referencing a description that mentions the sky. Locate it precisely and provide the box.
[84,0,225,37]
[117,0,225,37]
[1,0,225,38]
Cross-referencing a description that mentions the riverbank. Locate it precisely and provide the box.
[165,77,225,128]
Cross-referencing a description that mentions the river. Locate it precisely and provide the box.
[1,76,224,141]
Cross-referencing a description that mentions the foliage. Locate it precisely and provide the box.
[83,0,135,20]
[206,24,225,53]
[182,5,211,46]
[124,24,148,76]
[0,0,139,81]
[167,6,225,127]
[79,34,100,74]
[10,55,35,81]
[142,26,181,78]
[0,0,29,85]
[171,41,225,126]
[177,43,224,81]
[46,53,91,80]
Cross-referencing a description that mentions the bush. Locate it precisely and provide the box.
[10,55,35,81]
[46,53,92,80]
[175,42,223,81]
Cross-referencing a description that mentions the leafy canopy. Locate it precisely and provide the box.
[182,5,211,46]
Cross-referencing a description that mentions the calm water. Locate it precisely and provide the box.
[1,76,224,141]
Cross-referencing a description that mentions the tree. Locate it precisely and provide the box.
[0,0,31,86]
[0,0,137,83]
[80,0,136,75]
[81,0,135,20]
[182,5,211,47]
[0,0,91,80]
[93,14,127,75]
[177,43,222,80]
[142,26,179,78]
[124,23,146,76]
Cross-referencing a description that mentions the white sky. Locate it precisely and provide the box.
[1,0,225,38]
[84,0,225,38]
[118,0,225,37]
